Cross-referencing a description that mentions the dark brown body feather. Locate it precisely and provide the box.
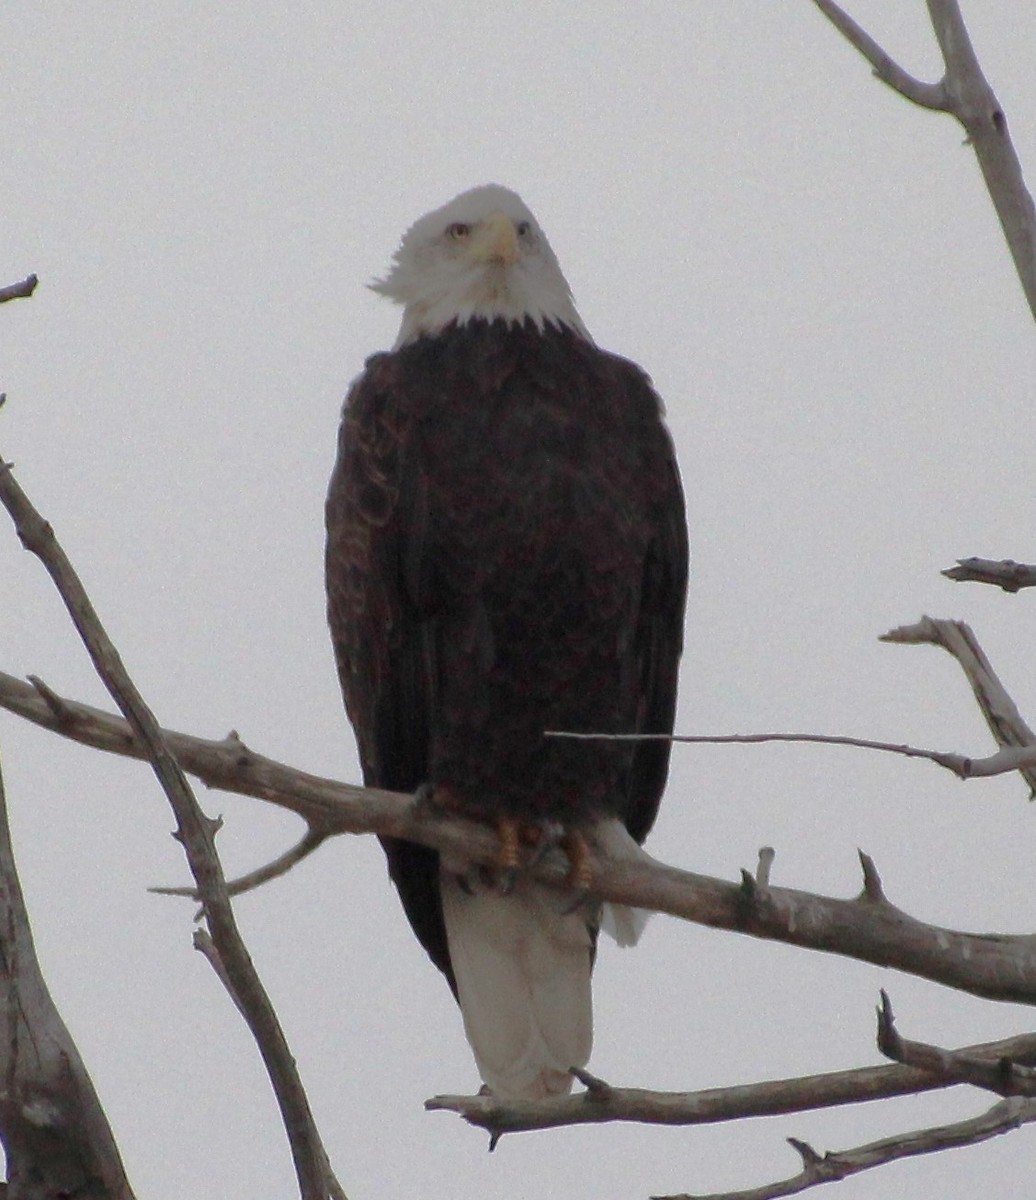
[325,319,687,992]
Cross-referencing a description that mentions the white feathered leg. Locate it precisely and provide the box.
[440,870,594,1100]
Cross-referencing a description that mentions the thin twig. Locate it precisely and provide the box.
[549,728,969,773]
[550,726,1036,789]
[151,826,329,899]
[0,456,346,1200]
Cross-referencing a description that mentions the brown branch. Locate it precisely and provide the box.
[2,670,1036,1006]
[943,558,1036,593]
[426,1025,1036,1137]
[0,275,38,304]
[0,757,136,1198]
[656,1096,1036,1200]
[0,456,347,1200]
[883,616,1036,796]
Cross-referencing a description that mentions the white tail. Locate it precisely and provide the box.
[440,872,593,1100]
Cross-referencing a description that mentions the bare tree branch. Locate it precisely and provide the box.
[0,756,136,1198]
[0,456,347,1200]
[877,990,1036,1097]
[151,826,329,900]
[2,668,1035,1005]
[883,616,1036,795]
[550,728,977,780]
[810,1,948,109]
[943,558,1036,592]
[656,1097,1036,1200]
[426,1024,1036,1137]
[925,0,1036,317]
[0,275,38,305]
[811,0,1036,321]
[561,729,1036,788]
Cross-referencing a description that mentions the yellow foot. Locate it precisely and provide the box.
[561,829,593,891]
[495,816,522,873]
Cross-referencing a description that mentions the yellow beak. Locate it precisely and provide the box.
[470,211,520,267]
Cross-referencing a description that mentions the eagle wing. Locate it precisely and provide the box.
[325,352,457,987]
[619,366,688,845]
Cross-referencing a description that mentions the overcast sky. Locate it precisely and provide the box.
[3,3,1036,1198]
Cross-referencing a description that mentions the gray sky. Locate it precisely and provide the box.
[3,3,1036,1198]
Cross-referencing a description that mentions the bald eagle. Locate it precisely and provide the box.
[326,184,687,1099]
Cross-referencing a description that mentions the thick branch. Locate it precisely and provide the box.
[0,458,346,1200]
[925,0,1036,317]
[2,670,1036,1005]
[0,758,135,1198]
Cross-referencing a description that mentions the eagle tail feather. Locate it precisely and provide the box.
[439,872,593,1100]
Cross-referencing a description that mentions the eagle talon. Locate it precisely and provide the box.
[561,830,593,891]
[495,816,521,872]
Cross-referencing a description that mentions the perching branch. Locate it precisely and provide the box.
[0,456,347,1200]
[2,669,1036,1005]
[943,558,1036,592]
[426,1024,1036,1138]
[811,0,1036,321]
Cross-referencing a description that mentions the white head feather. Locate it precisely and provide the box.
[371,184,591,348]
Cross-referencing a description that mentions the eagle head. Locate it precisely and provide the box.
[370,184,590,347]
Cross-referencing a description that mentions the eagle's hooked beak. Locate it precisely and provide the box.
[470,211,520,267]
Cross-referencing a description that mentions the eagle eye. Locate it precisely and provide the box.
[446,222,471,240]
